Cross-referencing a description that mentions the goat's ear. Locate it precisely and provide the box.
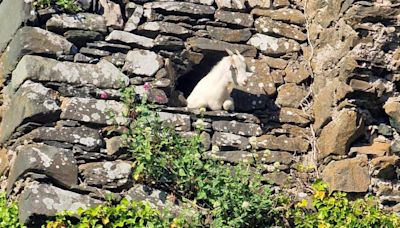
[225,49,234,56]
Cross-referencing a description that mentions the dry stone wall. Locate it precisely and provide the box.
[0,0,399,225]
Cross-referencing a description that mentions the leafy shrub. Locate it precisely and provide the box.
[45,198,184,228]
[120,86,284,227]
[33,0,81,13]
[291,180,400,228]
[0,192,25,228]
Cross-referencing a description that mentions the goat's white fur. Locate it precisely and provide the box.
[186,50,250,111]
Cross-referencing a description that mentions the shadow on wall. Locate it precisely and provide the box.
[175,53,223,98]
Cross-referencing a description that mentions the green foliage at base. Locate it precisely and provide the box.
[45,198,183,228]
[120,87,283,227]
[291,180,400,228]
[33,0,81,13]
[0,192,25,228]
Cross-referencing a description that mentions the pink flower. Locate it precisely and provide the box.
[143,82,152,91]
[156,95,164,103]
[98,91,109,99]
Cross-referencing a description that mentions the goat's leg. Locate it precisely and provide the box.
[223,97,234,111]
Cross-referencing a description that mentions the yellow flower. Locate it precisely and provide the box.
[314,190,326,200]
[296,199,308,208]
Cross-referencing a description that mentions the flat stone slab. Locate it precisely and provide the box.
[215,10,254,27]
[1,26,76,75]
[106,30,154,49]
[138,21,193,38]
[60,97,127,125]
[11,55,129,91]
[24,126,104,151]
[212,120,262,136]
[255,17,307,41]
[123,49,164,77]
[187,37,257,57]
[247,33,300,56]
[143,2,215,17]
[46,13,107,34]
[206,26,252,42]
[251,8,306,25]
[18,183,102,225]
[0,81,60,143]
[158,112,191,131]
[79,160,132,189]
[7,144,77,193]
[256,134,309,152]
[212,132,250,150]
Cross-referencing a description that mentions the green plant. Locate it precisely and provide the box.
[45,198,184,228]
[120,86,284,227]
[0,192,25,228]
[33,0,81,13]
[291,180,400,228]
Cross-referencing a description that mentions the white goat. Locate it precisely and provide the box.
[186,49,250,111]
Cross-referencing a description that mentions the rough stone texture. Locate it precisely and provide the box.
[248,0,271,9]
[276,108,311,126]
[79,160,132,189]
[125,184,181,213]
[18,183,102,225]
[207,150,293,164]
[384,98,400,132]
[64,30,103,48]
[24,126,104,151]
[0,0,32,52]
[106,30,154,49]
[248,33,300,56]
[284,60,311,84]
[275,83,308,108]
[255,17,307,41]
[98,0,124,29]
[123,49,164,77]
[212,120,262,136]
[206,26,252,43]
[0,81,60,143]
[46,13,107,34]
[138,21,193,38]
[215,10,254,27]
[317,109,363,159]
[371,156,400,180]
[11,55,129,91]
[144,2,215,17]
[125,4,144,32]
[212,132,250,150]
[60,97,127,125]
[350,140,391,157]
[187,37,257,57]
[7,144,78,193]
[1,27,77,76]
[158,112,191,131]
[215,0,245,10]
[322,156,370,193]
[0,149,8,176]
[251,8,306,25]
[256,134,309,153]
[264,171,293,187]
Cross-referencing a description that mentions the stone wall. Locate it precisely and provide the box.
[0,0,399,225]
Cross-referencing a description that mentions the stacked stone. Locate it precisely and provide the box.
[0,0,399,225]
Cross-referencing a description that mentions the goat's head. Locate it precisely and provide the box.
[226,49,250,87]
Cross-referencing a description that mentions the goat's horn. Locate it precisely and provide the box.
[235,50,241,55]
[225,49,234,56]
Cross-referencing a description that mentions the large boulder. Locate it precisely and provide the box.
[0,81,60,143]
[11,55,129,91]
[123,49,164,77]
[1,27,77,76]
[322,156,370,193]
[6,144,78,193]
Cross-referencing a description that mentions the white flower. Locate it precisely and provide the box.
[199,107,206,114]
[241,201,250,209]
[273,162,281,169]
[249,136,257,146]
[211,145,220,152]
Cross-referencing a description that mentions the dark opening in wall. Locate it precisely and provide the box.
[175,53,224,98]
